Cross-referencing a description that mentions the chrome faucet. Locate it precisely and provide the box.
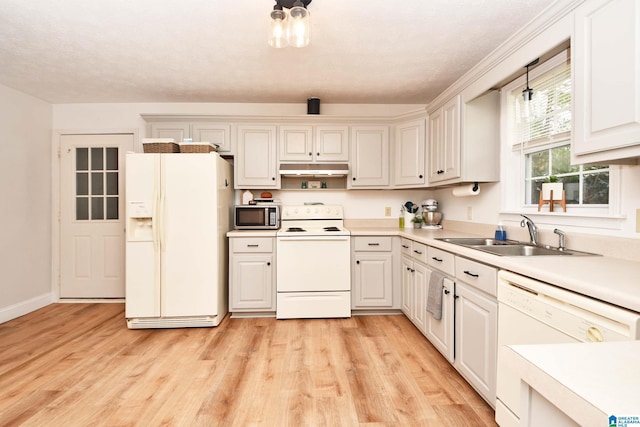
[554,228,566,251]
[520,215,539,245]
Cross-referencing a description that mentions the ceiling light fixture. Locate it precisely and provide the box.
[268,0,312,48]
[522,58,539,119]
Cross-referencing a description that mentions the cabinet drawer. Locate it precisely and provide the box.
[401,238,412,256]
[231,237,274,253]
[455,257,497,297]
[427,247,455,276]
[411,241,428,264]
[354,236,392,252]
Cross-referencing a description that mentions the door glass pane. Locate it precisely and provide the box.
[91,197,104,220]
[76,197,89,220]
[106,148,118,170]
[106,172,118,196]
[91,172,104,195]
[91,147,104,170]
[76,148,88,171]
[76,173,88,196]
[106,197,118,220]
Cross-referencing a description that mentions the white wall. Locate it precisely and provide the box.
[0,84,53,321]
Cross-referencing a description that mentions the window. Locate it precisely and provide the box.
[503,49,611,215]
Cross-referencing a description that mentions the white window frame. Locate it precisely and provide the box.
[499,49,623,230]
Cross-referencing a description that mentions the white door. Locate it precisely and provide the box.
[60,133,134,298]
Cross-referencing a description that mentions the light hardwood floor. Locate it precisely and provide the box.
[0,304,496,426]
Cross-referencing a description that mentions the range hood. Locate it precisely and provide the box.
[279,163,350,177]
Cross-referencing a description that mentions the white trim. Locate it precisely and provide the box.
[0,293,54,324]
[51,129,138,302]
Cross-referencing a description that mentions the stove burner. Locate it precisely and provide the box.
[323,226,341,232]
[286,227,306,232]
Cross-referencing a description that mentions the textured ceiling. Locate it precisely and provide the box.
[0,0,556,104]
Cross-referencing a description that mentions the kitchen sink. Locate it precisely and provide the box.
[437,237,519,246]
[436,237,598,257]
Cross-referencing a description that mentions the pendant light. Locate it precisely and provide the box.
[268,0,311,48]
[522,58,539,120]
[268,4,288,48]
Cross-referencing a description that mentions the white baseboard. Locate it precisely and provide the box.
[0,293,55,324]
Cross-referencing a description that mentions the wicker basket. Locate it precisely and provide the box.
[142,139,179,153]
[178,142,218,153]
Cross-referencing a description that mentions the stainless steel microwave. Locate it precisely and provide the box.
[234,205,280,230]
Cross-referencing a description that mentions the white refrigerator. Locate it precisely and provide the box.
[125,152,233,328]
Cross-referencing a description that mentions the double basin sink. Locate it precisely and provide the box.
[436,237,598,257]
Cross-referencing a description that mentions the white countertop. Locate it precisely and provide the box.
[349,227,640,313]
[228,226,640,313]
[503,341,640,426]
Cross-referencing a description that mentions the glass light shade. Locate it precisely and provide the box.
[522,87,533,120]
[268,9,288,48]
[287,6,310,48]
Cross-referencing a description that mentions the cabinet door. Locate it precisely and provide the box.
[192,123,232,153]
[454,282,497,404]
[412,262,428,335]
[394,119,426,186]
[430,97,461,183]
[279,125,313,162]
[349,125,390,187]
[424,274,455,362]
[401,255,413,317]
[353,252,393,308]
[149,122,190,143]
[315,125,349,162]
[235,125,279,189]
[230,254,274,310]
[573,0,640,164]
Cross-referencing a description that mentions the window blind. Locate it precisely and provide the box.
[512,60,571,148]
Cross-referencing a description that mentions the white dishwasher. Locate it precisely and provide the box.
[495,270,640,427]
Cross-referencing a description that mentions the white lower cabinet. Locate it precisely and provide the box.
[352,236,400,309]
[229,237,276,313]
[400,238,498,406]
[454,256,498,406]
[424,269,455,363]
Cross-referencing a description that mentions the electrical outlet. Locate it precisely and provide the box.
[384,206,392,217]
[467,206,473,220]
[636,209,640,233]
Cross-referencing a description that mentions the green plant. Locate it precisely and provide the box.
[411,215,424,223]
[544,175,559,183]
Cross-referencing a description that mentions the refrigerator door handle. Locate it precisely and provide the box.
[152,188,159,252]
[159,157,166,252]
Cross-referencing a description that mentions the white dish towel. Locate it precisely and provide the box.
[426,271,445,320]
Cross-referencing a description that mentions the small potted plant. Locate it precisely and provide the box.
[411,215,424,228]
[541,176,563,201]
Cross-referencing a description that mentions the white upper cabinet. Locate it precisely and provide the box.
[429,97,461,184]
[279,125,349,162]
[572,0,640,164]
[191,123,232,153]
[235,125,279,189]
[149,121,233,153]
[349,125,390,188]
[149,122,190,144]
[394,118,427,187]
[428,91,500,186]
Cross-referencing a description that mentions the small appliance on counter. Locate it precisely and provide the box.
[421,199,443,229]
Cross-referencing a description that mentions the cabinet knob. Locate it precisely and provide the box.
[437,170,444,175]
[272,177,276,181]
[464,270,479,278]
[444,289,450,295]
[419,174,423,179]
[267,262,271,266]
[356,260,360,264]
[316,152,320,156]
[308,152,312,156]
[352,177,356,181]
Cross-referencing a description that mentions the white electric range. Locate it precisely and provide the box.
[275,205,351,319]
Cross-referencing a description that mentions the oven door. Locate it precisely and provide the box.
[276,235,351,292]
